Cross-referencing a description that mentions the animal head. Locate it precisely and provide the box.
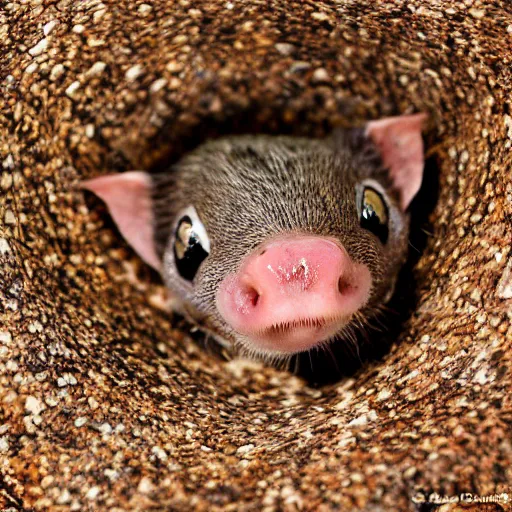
[82,113,426,362]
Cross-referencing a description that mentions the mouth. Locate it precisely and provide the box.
[242,315,350,355]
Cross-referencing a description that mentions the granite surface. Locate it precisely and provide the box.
[1,1,511,511]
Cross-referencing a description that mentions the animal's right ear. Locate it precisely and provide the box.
[80,171,161,272]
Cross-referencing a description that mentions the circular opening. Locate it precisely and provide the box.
[338,275,350,295]
[245,286,260,308]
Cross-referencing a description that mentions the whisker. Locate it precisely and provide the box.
[255,314,346,339]
[420,227,436,237]
[408,240,421,253]
[292,355,300,375]
[324,342,342,376]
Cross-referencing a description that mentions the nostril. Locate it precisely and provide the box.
[240,284,260,307]
[248,287,260,307]
[338,275,351,295]
[233,283,261,314]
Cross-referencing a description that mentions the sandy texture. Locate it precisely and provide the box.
[1,1,511,511]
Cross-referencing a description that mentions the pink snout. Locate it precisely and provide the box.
[216,236,372,354]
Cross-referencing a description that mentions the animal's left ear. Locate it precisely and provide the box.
[365,113,427,210]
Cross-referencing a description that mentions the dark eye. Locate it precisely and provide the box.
[360,187,389,244]
[174,215,209,281]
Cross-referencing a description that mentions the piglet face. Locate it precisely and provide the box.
[82,114,426,361]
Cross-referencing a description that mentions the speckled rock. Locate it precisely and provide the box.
[1,1,511,511]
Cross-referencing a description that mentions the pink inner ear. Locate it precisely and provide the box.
[81,171,161,272]
[365,113,427,210]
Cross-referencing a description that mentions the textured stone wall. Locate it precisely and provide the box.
[1,1,511,510]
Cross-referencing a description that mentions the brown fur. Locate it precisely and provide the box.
[152,131,410,360]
